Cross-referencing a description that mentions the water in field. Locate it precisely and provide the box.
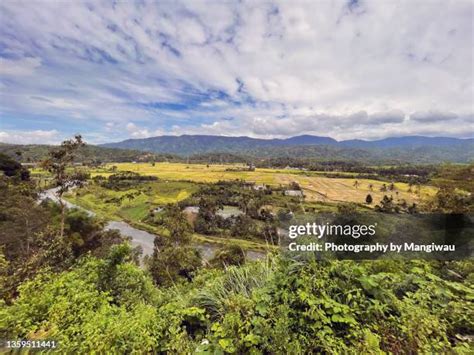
[216,205,243,219]
[104,220,155,256]
[40,188,265,261]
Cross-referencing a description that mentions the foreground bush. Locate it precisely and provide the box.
[1,246,472,353]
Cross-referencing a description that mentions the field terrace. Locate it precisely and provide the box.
[93,162,437,206]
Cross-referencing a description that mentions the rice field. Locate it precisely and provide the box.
[95,162,437,206]
[95,162,297,185]
[65,180,199,221]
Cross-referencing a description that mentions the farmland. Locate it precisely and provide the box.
[2,0,473,351]
[56,161,441,254]
[3,144,472,355]
[92,162,436,205]
[67,180,199,222]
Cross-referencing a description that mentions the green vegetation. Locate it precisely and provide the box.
[66,177,199,222]
[2,249,473,353]
[1,136,473,353]
[0,179,126,300]
[100,134,474,163]
[0,153,29,180]
[42,135,86,237]
[147,205,202,286]
[0,143,177,164]
[89,162,437,205]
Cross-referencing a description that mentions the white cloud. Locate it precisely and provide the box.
[0,0,472,140]
[126,122,151,138]
[0,129,60,144]
[0,57,41,76]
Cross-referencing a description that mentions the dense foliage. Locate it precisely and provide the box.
[2,135,473,166]
[1,137,473,353]
[0,143,177,164]
[1,248,472,353]
[0,174,126,300]
[100,134,474,163]
[0,153,29,180]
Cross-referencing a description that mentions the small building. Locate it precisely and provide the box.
[183,206,200,214]
[182,206,200,225]
[242,181,256,190]
[21,163,38,168]
[284,190,304,197]
[216,205,244,219]
[253,184,267,191]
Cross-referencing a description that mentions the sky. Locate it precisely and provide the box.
[0,0,472,145]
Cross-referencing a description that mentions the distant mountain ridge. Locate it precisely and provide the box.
[100,134,473,155]
[339,136,472,148]
[2,134,473,164]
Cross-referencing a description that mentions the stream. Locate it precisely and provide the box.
[39,188,265,260]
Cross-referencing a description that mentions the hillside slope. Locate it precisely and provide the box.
[99,134,473,163]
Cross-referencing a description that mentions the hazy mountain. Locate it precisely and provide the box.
[0,144,178,163]
[276,135,337,146]
[340,136,472,148]
[4,135,471,164]
[100,134,472,156]
[247,144,474,164]
[2,135,473,164]
[100,134,337,154]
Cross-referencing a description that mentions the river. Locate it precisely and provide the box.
[39,188,265,260]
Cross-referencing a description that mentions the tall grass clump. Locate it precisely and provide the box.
[191,256,276,319]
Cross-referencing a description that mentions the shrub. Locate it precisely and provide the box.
[210,244,246,268]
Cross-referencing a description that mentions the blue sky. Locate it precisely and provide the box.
[0,0,472,144]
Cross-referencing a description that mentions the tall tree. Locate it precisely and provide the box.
[162,204,192,245]
[148,205,201,285]
[41,135,85,237]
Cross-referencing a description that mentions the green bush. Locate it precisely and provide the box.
[1,250,472,353]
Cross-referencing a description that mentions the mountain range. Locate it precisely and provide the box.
[100,134,473,155]
[2,134,473,164]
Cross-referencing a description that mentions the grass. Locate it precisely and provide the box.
[192,260,275,319]
[50,162,440,252]
[65,180,199,221]
[64,179,271,252]
[286,175,436,206]
[97,162,297,185]
[95,162,437,206]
